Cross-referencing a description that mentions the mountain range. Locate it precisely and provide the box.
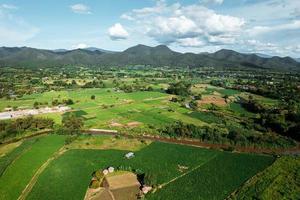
[0,45,299,71]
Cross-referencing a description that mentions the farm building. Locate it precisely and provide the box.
[84,172,141,200]
[125,152,135,159]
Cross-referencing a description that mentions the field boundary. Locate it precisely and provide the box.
[82,129,300,155]
[224,158,277,200]
[0,129,53,146]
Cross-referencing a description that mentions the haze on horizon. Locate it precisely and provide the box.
[0,0,299,57]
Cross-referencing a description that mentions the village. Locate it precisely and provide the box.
[0,106,71,120]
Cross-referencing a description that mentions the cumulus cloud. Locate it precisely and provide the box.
[121,1,244,47]
[248,20,300,36]
[108,23,129,40]
[72,43,88,49]
[70,4,91,14]
[177,38,205,47]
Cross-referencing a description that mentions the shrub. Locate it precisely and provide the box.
[89,180,100,189]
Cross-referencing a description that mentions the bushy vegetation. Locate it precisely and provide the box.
[228,156,300,200]
[166,81,191,96]
[242,97,300,141]
[0,116,54,142]
[159,120,295,148]
[60,114,83,135]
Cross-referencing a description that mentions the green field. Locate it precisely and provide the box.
[0,135,66,200]
[0,88,211,129]
[0,139,38,177]
[148,152,274,200]
[229,156,300,200]
[27,140,274,200]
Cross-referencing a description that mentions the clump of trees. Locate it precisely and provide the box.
[166,81,191,96]
[242,97,300,141]
[60,113,83,135]
[159,121,295,148]
[0,116,54,141]
[117,83,153,93]
[51,98,74,106]
[82,80,105,88]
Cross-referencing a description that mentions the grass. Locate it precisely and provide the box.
[187,111,224,124]
[0,141,22,157]
[67,135,150,151]
[229,156,300,200]
[148,152,275,200]
[27,141,274,200]
[0,139,37,177]
[0,135,66,200]
[229,102,255,117]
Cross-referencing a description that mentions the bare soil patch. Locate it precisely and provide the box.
[109,122,124,127]
[126,121,142,128]
[198,95,227,106]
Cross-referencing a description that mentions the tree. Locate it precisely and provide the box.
[223,95,229,102]
[63,98,74,105]
[33,101,39,109]
[91,95,96,100]
[166,81,191,96]
[62,114,83,135]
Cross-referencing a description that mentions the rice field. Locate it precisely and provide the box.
[0,135,66,200]
[26,140,274,200]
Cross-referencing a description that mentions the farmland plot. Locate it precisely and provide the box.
[27,141,273,200]
[0,135,66,200]
[148,152,274,200]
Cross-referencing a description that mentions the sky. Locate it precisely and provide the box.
[0,0,299,57]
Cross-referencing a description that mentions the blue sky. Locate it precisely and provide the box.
[0,0,299,57]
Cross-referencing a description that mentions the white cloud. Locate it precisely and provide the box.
[200,0,224,5]
[121,2,244,47]
[248,20,300,36]
[235,39,300,57]
[70,4,91,14]
[0,5,39,46]
[1,4,18,10]
[120,14,134,20]
[72,43,88,49]
[177,38,205,47]
[108,23,129,40]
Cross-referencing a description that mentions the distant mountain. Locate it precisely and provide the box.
[294,58,300,63]
[0,45,299,71]
[254,53,273,58]
[52,49,68,53]
[84,47,116,53]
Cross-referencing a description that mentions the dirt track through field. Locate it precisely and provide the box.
[17,147,67,200]
[153,153,219,194]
